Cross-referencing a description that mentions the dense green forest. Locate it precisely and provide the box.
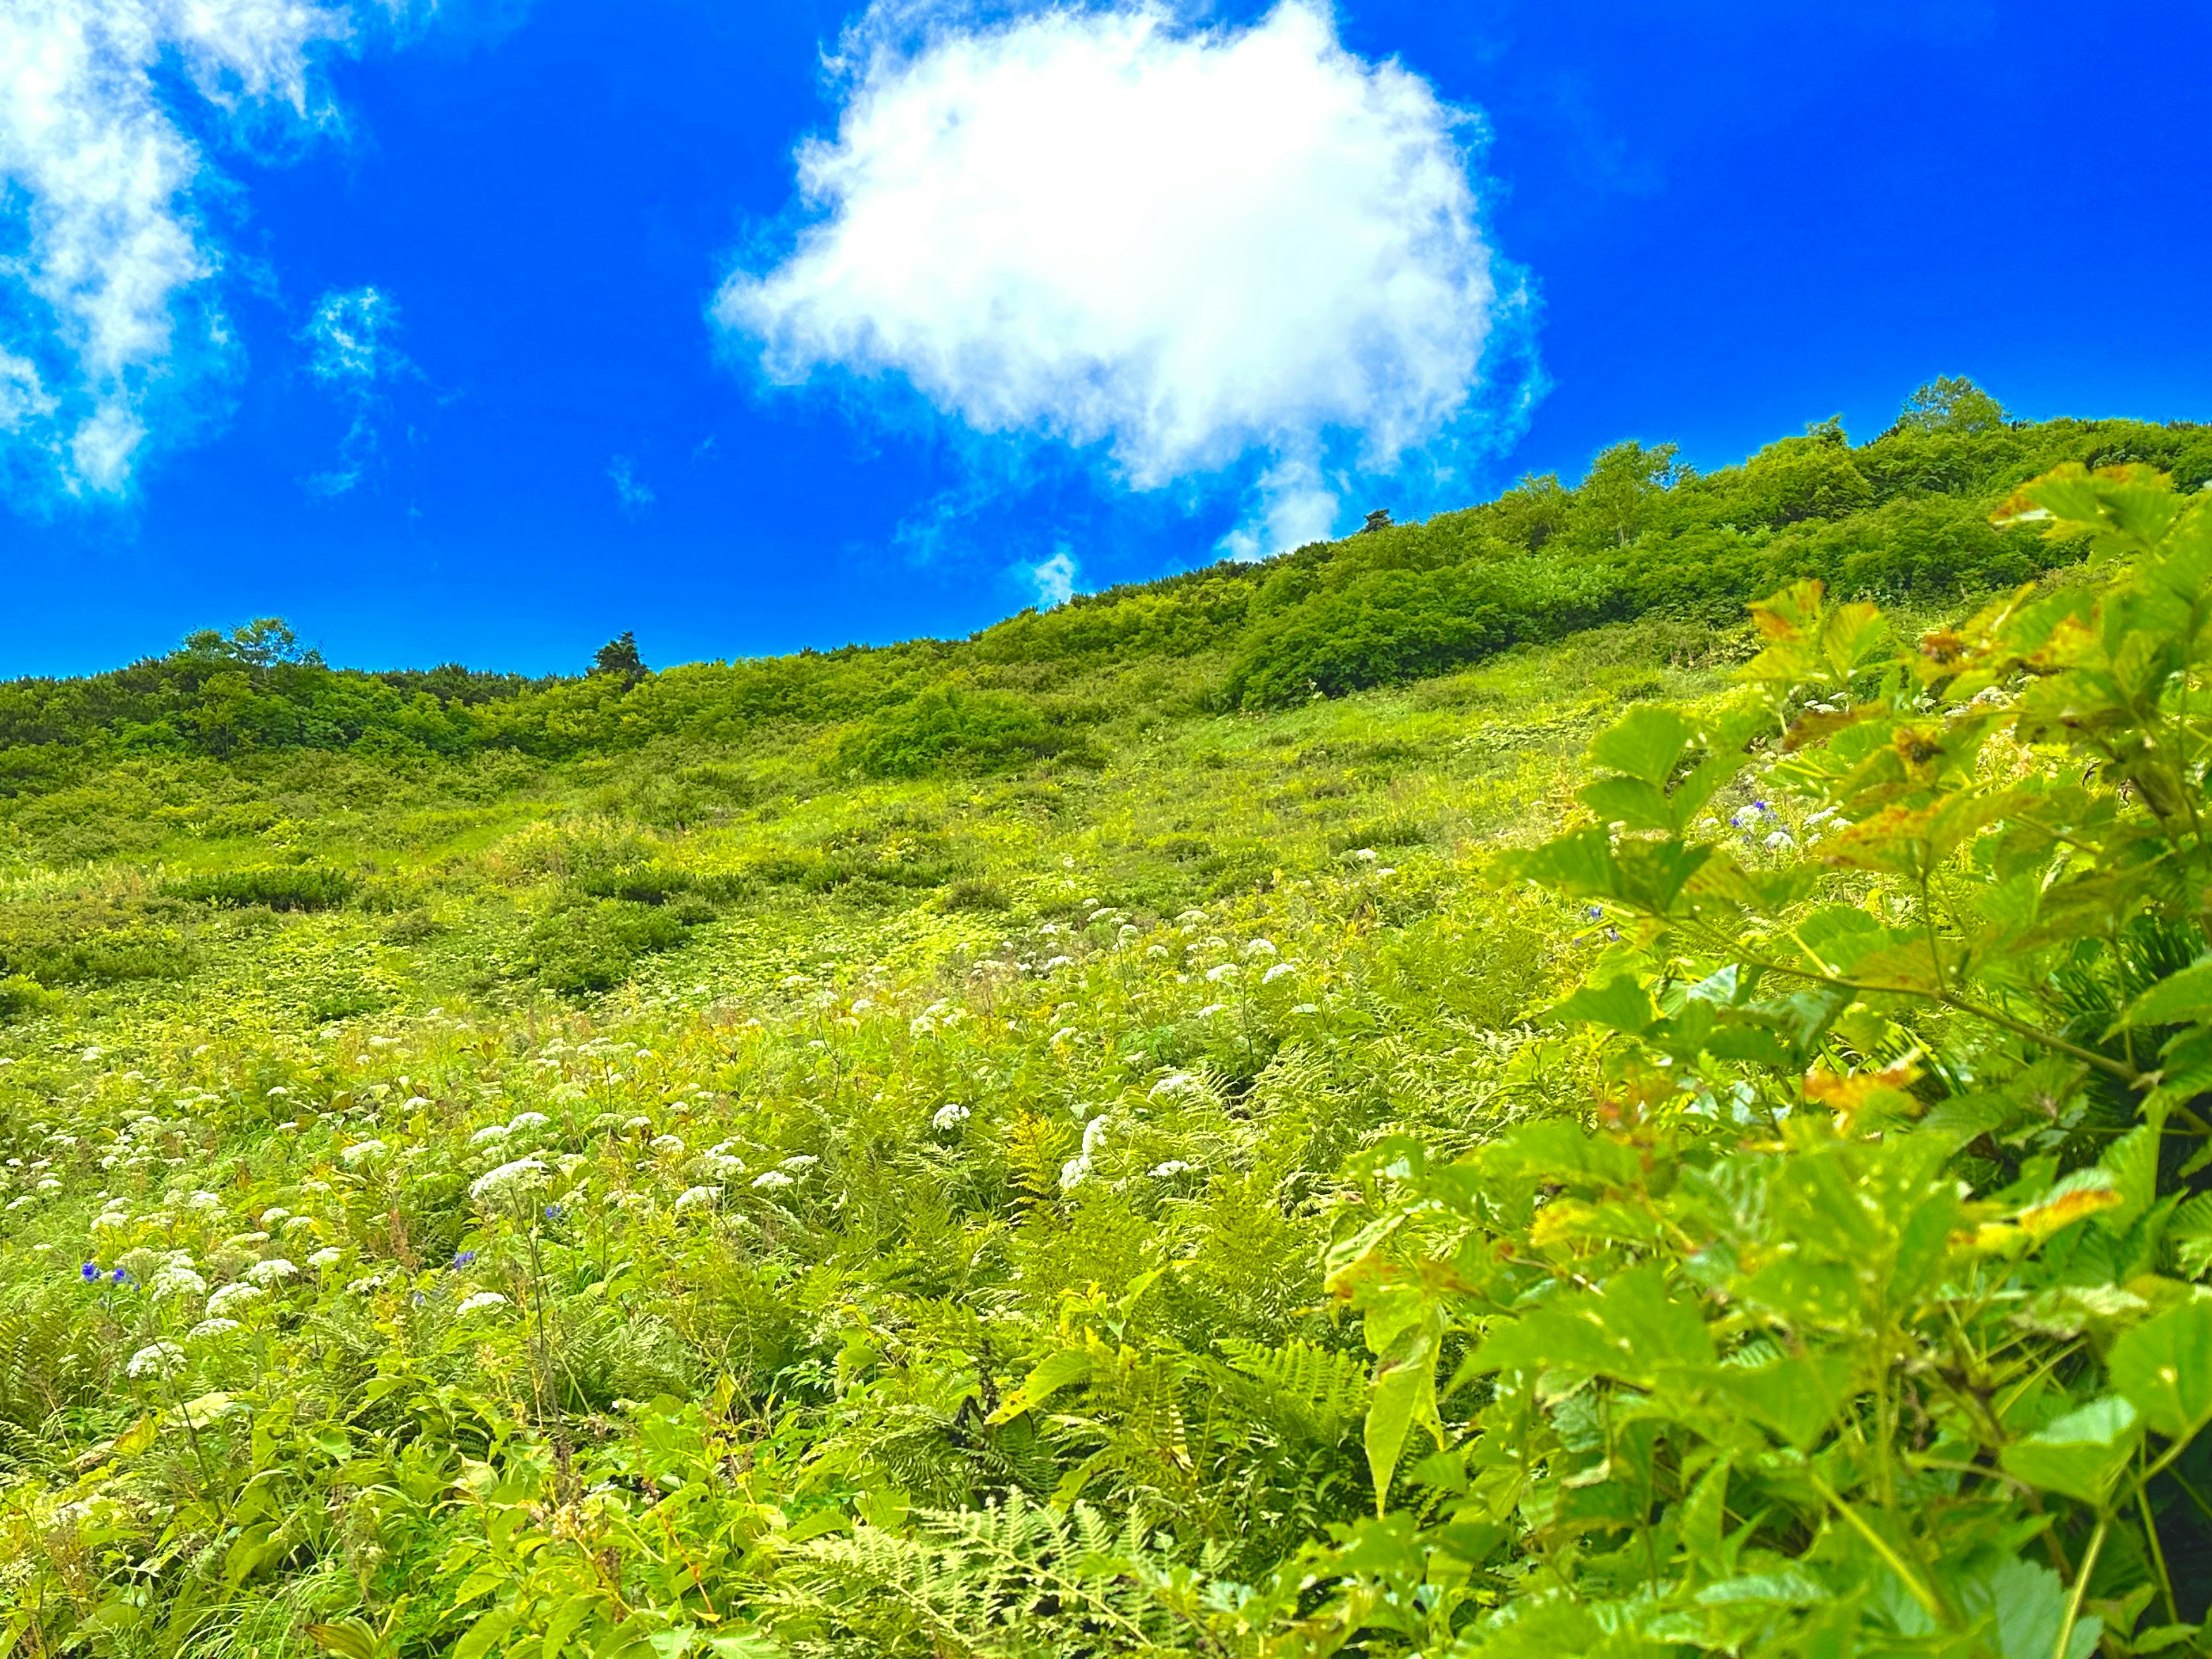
[5,384,2212,1658]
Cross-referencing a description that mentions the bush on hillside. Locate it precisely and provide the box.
[839,687,1087,778]
[524,897,695,997]
[166,862,355,912]
[0,900,198,986]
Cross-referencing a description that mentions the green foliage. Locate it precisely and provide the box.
[166,862,357,911]
[840,685,1087,777]
[525,895,695,995]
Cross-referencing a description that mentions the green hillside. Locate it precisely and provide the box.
[5,388,2212,1657]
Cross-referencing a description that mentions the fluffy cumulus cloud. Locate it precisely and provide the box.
[0,1,488,508]
[721,1,1533,557]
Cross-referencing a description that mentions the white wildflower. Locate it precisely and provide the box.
[506,1111,550,1132]
[1352,847,1379,862]
[469,1157,549,1204]
[126,1342,186,1381]
[751,1170,794,1191]
[455,1291,509,1316]
[404,1095,432,1110]
[1262,962,1297,984]
[1242,938,1278,957]
[1764,830,1795,850]
[283,1214,318,1234]
[307,1247,344,1269]
[1150,1160,1194,1179]
[1205,962,1240,983]
[932,1102,971,1131]
[339,1141,388,1166]
[649,1134,686,1155]
[260,1207,290,1227]
[92,1211,131,1231]
[184,1191,222,1211]
[148,1265,209,1302]
[1196,1002,1229,1018]
[245,1258,298,1287]
[206,1282,266,1318]
[187,1318,241,1341]
[345,1274,386,1295]
[469,1124,510,1145]
[673,1185,718,1214]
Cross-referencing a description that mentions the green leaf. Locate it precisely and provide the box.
[543,1594,598,1659]
[987,1347,1094,1424]
[2108,1299,2212,1440]
[1999,1395,2142,1503]
[453,1608,521,1659]
[2112,957,2212,1030]
[1363,1339,1439,1514]
[1588,705,1699,785]
[305,1623,380,1659]
[1955,1556,2099,1659]
[1707,1354,1854,1452]
[1551,975,1654,1036]
[1578,775,1675,832]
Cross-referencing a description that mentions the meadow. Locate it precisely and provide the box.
[3,388,2211,1658]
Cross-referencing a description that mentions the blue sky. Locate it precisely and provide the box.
[4,0,2208,677]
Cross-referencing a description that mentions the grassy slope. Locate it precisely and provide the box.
[0,607,1774,1647]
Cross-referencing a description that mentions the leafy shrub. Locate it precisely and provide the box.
[166,862,355,911]
[381,909,446,944]
[0,974,49,1019]
[0,899,198,986]
[840,687,1081,778]
[571,859,745,907]
[1313,464,2212,1656]
[942,878,1010,912]
[524,897,694,996]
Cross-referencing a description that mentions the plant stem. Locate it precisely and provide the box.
[2052,1513,2107,1659]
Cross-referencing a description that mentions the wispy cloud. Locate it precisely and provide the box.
[607,456,656,512]
[0,1,535,513]
[0,0,355,505]
[300,285,412,496]
[720,1,1537,560]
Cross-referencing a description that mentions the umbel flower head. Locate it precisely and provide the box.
[127,1342,186,1381]
[206,1282,266,1319]
[469,1157,549,1205]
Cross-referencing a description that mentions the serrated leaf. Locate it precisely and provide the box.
[1707,1354,1854,1452]
[2113,957,2212,1030]
[1588,705,1699,785]
[1551,975,1654,1036]
[2108,1299,2212,1441]
[1999,1395,2141,1503]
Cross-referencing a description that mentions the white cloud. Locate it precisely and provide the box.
[608,456,654,510]
[0,0,358,501]
[298,284,407,496]
[1030,547,1077,608]
[721,1,1531,558]
[0,2,513,508]
[305,285,405,383]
